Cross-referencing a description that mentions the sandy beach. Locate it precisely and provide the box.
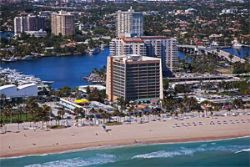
[1,114,250,158]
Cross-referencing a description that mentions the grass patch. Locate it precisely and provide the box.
[105,121,122,126]
[0,113,33,124]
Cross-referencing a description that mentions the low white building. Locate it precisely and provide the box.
[25,29,47,38]
[58,98,84,111]
[78,85,106,93]
[0,83,38,98]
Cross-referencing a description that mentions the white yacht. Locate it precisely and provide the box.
[232,39,242,49]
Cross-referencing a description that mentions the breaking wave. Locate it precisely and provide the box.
[235,148,250,154]
[25,154,116,167]
[132,144,250,159]
[132,150,194,159]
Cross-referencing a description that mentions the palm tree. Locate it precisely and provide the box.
[41,104,52,129]
[232,98,244,109]
[162,97,178,113]
[117,97,127,112]
[16,105,24,132]
[201,101,214,116]
[25,99,39,127]
[57,108,65,126]
[73,107,83,126]
[127,106,135,122]
[112,109,125,122]
[2,104,12,133]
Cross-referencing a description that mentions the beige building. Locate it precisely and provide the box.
[106,54,163,102]
[51,11,75,36]
[116,7,144,38]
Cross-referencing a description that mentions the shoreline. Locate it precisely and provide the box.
[1,134,249,159]
[1,115,250,158]
[1,46,249,63]
[0,47,108,63]
[0,52,88,63]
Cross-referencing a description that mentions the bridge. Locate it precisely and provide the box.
[177,45,246,63]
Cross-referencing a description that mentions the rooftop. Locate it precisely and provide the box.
[17,83,36,89]
[0,84,16,90]
[113,54,160,63]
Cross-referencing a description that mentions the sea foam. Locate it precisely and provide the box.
[25,153,116,167]
[235,148,250,154]
[132,144,250,159]
[132,150,194,159]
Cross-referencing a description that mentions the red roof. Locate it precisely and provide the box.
[140,36,167,39]
[122,37,144,43]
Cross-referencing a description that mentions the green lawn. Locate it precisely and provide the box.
[0,113,33,124]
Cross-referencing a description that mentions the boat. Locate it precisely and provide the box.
[1,56,19,62]
[210,41,219,47]
[88,47,101,56]
[101,44,105,50]
[22,55,34,60]
[232,39,242,49]
[233,43,242,49]
[42,81,54,85]
[0,67,50,88]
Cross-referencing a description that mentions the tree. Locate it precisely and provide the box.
[40,104,52,128]
[16,105,24,131]
[201,101,214,116]
[229,54,233,61]
[25,99,39,127]
[2,104,12,133]
[112,109,125,122]
[163,79,169,90]
[182,96,200,112]
[56,86,72,97]
[88,88,106,103]
[232,98,244,109]
[162,97,178,113]
[73,107,84,125]
[117,97,128,112]
[57,108,65,125]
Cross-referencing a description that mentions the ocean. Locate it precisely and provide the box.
[1,137,249,167]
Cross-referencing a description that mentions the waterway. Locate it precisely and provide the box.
[0,48,109,88]
[222,47,250,58]
[0,31,14,40]
[0,47,249,89]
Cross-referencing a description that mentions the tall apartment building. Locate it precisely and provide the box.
[110,36,178,74]
[14,15,45,35]
[106,54,163,102]
[116,7,144,38]
[51,11,75,36]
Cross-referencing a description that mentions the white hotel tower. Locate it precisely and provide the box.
[110,36,178,74]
